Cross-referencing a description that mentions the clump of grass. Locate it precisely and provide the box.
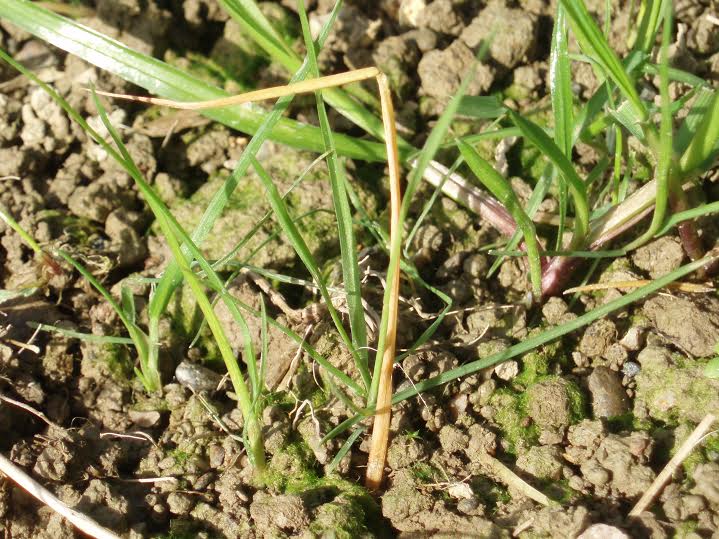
[2,0,718,495]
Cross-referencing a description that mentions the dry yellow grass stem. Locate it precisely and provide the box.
[563,280,714,295]
[630,413,716,517]
[365,73,402,491]
[93,67,380,110]
[97,67,403,490]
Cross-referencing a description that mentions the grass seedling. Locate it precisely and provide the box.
[94,54,404,490]
[3,0,719,496]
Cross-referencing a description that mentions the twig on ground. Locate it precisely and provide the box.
[0,393,57,427]
[629,413,717,517]
[0,452,120,539]
[476,451,554,507]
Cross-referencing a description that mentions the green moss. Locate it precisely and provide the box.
[169,449,192,466]
[515,340,564,387]
[410,461,441,483]
[263,439,318,492]
[472,476,511,512]
[674,520,699,538]
[636,355,719,424]
[309,494,371,539]
[155,520,202,539]
[562,378,588,425]
[81,341,134,385]
[703,432,719,461]
[489,389,538,454]
[538,479,578,504]
[262,439,382,538]
[504,83,532,103]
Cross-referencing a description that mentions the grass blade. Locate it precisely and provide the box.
[634,0,665,54]
[297,0,369,388]
[507,110,589,247]
[28,322,135,345]
[624,0,673,250]
[218,0,400,150]
[249,156,363,386]
[550,4,574,157]
[560,0,646,121]
[549,3,574,249]
[679,90,719,175]
[392,255,715,404]
[0,0,385,161]
[457,139,543,298]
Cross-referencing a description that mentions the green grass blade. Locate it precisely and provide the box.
[145,2,345,385]
[560,0,646,121]
[326,426,365,473]
[549,4,573,249]
[392,255,715,404]
[217,289,364,396]
[93,95,266,468]
[0,0,385,161]
[219,0,296,68]
[657,200,719,237]
[487,163,554,279]
[674,88,715,156]
[634,0,665,54]
[249,156,364,387]
[624,0,673,250]
[550,4,574,157]
[219,0,398,148]
[642,62,708,88]
[55,249,153,384]
[258,296,268,401]
[680,90,719,175]
[457,95,506,119]
[457,139,542,297]
[507,110,589,247]
[120,286,136,326]
[28,322,135,345]
[321,413,366,444]
[403,42,491,223]
[297,0,369,388]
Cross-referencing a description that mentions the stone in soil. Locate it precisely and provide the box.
[632,236,685,279]
[642,295,719,357]
[460,2,538,70]
[418,39,495,114]
[587,366,630,419]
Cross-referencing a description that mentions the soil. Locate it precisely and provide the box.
[1,0,719,538]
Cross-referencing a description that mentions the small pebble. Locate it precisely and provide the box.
[622,361,641,378]
[175,360,223,393]
[587,367,629,418]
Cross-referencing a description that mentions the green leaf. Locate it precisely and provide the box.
[392,255,715,404]
[680,89,719,175]
[634,0,665,54]
[0,0,386,161]
[457,139,543,297]
[550,4,574,249]
[507,110,589,247]
[297,0,370,389]
[456,95,506,119]
[28,322,134,345]
[624,0,673,251]
[550,4,574,157]
[560,0,646,121]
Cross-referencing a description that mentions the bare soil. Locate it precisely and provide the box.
[1,1,719,538]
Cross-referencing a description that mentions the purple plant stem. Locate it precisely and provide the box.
[422,162,707,297]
